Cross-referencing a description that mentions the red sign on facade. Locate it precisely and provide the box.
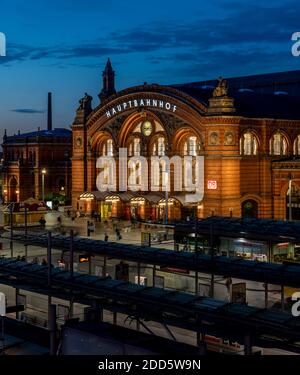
[207,180,217,190]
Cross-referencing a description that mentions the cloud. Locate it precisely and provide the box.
[154,47,298,83]
[1,0,299,70]
[11,109,45,114]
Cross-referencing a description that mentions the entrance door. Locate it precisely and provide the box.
[9,177,18,202]
[101,202,112,219]
[242,200,258,218]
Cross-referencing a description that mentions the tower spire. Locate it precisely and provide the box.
[98,58,116,103]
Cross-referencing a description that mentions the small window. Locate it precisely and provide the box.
[294,135,300,155]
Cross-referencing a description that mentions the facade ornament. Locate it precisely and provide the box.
[209,131,219,145]
[224,131,235,145]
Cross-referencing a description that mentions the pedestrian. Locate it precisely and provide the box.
[39,217,46,227]
[104,232,109,242]
[115,228,122,240]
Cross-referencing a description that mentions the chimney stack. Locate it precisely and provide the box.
[47,92,52,131]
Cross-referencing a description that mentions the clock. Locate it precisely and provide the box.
[141,120,153,136]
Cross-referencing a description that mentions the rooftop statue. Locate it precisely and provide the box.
[78,92,93,111]
[213,77,229,97]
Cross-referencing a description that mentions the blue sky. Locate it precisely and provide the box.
[0,0,300,135]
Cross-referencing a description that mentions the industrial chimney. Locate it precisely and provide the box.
[47,92,52,131]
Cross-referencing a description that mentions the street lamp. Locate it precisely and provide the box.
[0,292,6,355]
[288,173,292,221]
[41,168,47,202]
[164,166,169,225]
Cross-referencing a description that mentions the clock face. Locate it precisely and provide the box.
[142,121,153,136]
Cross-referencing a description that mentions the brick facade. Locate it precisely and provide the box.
[71,63,300,221]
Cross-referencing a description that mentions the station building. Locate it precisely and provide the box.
[72,60,300,221]
[2,94,72,204]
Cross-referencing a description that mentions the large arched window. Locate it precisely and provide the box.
[102,139,114,156]
[293,135,300,155]
[240,132,258,155]
[183,136,199,156]
[270,132,288,156]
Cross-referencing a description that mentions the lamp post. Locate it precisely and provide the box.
[0,292,6,355]
[288,173,292,221]
[164,166,169,225]
[41,168,47,202]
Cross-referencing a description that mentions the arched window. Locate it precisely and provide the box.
[240,132,258,155]
[107,139,113,156]
[270,132,287,156]
[183,136,199,156]
[294,135,300,155]
[128,138,141,156]
[134,138,140,156]
[102,139,114,156]
[152,137,165,156]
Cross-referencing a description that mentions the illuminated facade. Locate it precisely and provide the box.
[72,61,300,221]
